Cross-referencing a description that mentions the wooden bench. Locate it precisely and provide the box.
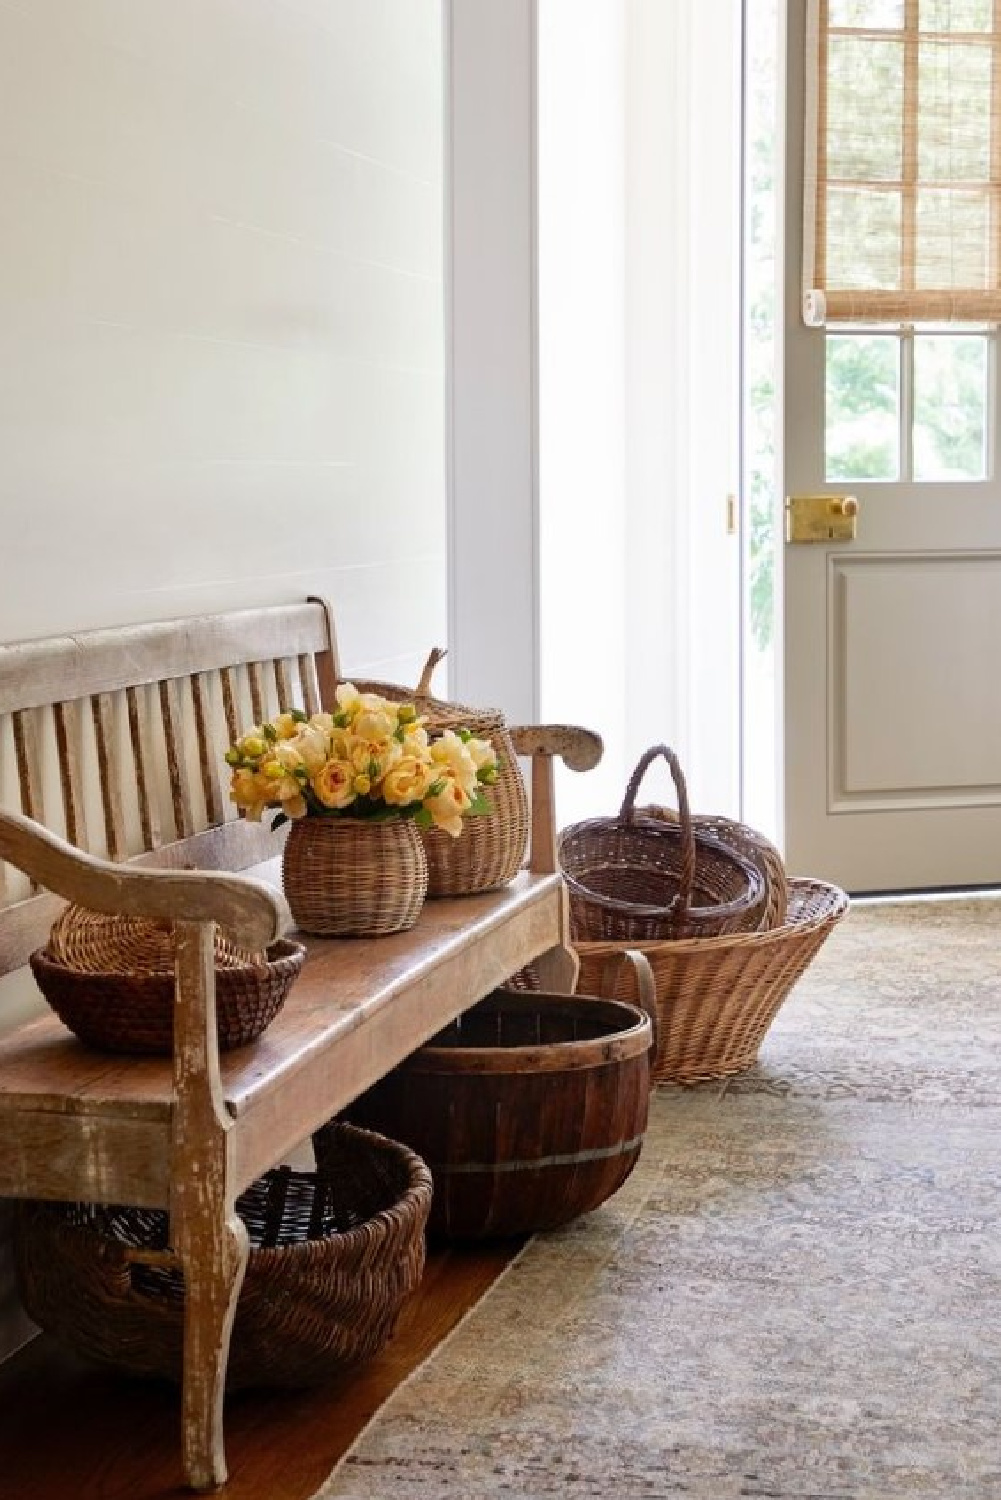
[0,597,600,1490]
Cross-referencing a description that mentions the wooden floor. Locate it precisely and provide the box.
[0,1240,520,1500]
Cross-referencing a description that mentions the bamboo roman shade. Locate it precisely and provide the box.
[803,0,1001,325]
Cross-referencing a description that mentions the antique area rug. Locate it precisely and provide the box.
[317,898,1001,1499]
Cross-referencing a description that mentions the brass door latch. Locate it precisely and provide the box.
[786,494,859,544]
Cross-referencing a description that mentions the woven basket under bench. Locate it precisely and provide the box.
[15,1123,431,1388]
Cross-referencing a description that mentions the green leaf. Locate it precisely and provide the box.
[262,722,278,742]
[290,708,308,723]
[413,807,433,829]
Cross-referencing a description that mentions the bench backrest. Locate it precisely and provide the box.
[0,598,339,976]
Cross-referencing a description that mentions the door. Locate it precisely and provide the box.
[780,0,1001,891]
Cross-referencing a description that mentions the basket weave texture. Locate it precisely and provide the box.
[15,1122,432,1388]
[341,958,655,1240]
[559,746,767,941]
[281,814,428,937]
[638,806,789,932]
[573,877,849,1083]
[352,651,529,897]
[30,906,304,1054]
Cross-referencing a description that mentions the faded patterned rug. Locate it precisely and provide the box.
[317,898,1001,1499]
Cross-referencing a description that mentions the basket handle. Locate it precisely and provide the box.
[600,948,660,1061]
[415,647,447,699]
[618,745,695,916]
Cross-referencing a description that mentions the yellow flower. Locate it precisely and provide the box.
[424,775,473,837]
[284,793,308,820]
[467,735,498,772]
[382,756,434,807]
[334,683,361,715]
[353,774,372,796]
[353,709,397,746]
[296,726,329,776]
[272,712,299,741]
[238,734,266,761]
[313,759,357,810]
[430,731,479,797]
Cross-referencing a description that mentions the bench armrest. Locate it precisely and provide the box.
[507,723,603,874]
[0,809,283,952]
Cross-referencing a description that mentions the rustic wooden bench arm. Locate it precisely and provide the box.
[506,723,603,875]
[0,809,283,952]
[506,723,603,773]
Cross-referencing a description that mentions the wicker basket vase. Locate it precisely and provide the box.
[574,877,850,1083]
[15,1123,432,1388]
[559,745,767,942]
[349,652,529,898]
[29,905,304,1055]
[638,807,788,932]
[282,815,428,937]
[342,953,657,1240]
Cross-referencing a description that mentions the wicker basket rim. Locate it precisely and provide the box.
[571,877,848,956]
[32,934,305,981]
[559,823,766,923]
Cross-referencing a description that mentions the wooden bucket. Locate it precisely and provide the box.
[342,953,656,1240]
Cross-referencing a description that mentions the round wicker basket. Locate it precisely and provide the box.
[281,815,428,937]
[559,746,767,941]
[15,1122,432,1388]
[573,878,850,1082]
[30,905,304,1054]
[351,651,529,897]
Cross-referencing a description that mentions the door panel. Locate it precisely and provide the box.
[781,0,1001,891]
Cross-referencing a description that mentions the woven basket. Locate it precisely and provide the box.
[559,745,767,941]
[281,815,428,937]
[350,650,529,898]
[15,1122,432,1388]
[572,877,850,1082]
[638,807,788,931]
[341,953,655,1240]
[30,906,304,1054]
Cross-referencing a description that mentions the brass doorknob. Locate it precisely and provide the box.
[786,494,860,543]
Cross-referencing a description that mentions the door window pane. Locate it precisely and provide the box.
[913,334,987,480]
[830,0,904,26]
[825,334,900,480]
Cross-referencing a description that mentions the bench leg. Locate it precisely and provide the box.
[532,940,579,994]
[179,1208,250,1491]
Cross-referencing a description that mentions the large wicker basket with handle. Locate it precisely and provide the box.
[15,1122,432,1387]
[30,904,304,1054]
[349,649,529,898]
[559,746,767,942]
[573,877,849,1082]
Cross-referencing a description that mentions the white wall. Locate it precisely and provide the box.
[446,0,539,725]
[0,0,445,1364]
[537,0,627,823]
[0,0,446,693]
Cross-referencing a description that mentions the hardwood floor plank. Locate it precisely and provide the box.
[0,1242,520,1500]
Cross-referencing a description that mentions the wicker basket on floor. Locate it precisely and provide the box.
[30,905,304,1054]
[349,649,529,897]
[638,806,788,931]
[560,746,768,941]
[15,1122,432,1388]
[573,877,849,1083]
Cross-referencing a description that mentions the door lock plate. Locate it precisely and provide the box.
[786,494,859,544]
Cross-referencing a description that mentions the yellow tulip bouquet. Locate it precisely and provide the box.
[226,682,499,837]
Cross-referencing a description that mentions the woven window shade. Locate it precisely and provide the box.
[803,0,1001,325]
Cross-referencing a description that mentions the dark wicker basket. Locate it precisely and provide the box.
[15,1123,432,1388]
[341,956,656,1241]
[29,937,305,1054]
[559,745,767,942]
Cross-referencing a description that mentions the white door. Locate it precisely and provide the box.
[780,0,1001,892]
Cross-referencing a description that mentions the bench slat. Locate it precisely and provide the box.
[192,673,225,828]
[53,700,89,852]
[127,684,162,852]
[159,679,195,840]
[92,692,128,863]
